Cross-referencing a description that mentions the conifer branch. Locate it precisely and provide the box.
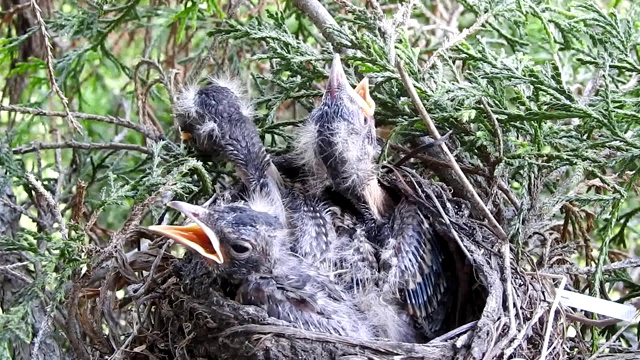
[13,141,152,155]
[396,60,508,242]
[0,104,160,140]
[29,0,82,133]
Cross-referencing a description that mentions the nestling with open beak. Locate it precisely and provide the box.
[174,77,341,274]
[147,200,374,339]
[293,54,456,339]
[294,54,389,220]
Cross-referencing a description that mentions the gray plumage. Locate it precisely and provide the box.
[378,199,451,337]
[155,201,374,339]
[332,210,379,294]
[284,191,339,273]
[162,66,444,343]
[175,78,286,223]
[294,54,453,339]
[293,55,387,219]
[176,78,340,273]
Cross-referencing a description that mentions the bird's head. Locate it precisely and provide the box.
[299,54,387,218]
[175,78,254,151]
[320,54,376,121]
[147,201,286,281]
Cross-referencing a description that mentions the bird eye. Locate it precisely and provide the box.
[362,114,374,127]
[230,243,251,255]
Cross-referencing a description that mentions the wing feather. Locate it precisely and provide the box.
[381,199,451,337]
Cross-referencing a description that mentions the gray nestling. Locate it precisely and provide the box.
[293,54,389,220]
[295,54,454,339]
[147,200,374,340]
[175,78,285,223]
[175,78,339,274]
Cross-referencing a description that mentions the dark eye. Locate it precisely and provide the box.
[231,243,251,254]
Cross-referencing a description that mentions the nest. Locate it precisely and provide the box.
[69,163,568,360]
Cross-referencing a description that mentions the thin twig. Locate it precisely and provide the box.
[25,173,68,241]
[396,60,508,241]
[220,324,451,357]
[2,2,30,15]
[497,180,521,211]
[587,315,638,360]
[565,312,624,328]
[0,261,30,270]
[430,320,478,343]
[133,59,167,136]
[291,0,341,48]
[0,104,160,140]
[187,38,220,85]
[503,305,548,359]
[401,168,473,261]
[0,197,47,227]
[546,258,640,275]
[391,143,520,211]
[481,98,503,160]
[539,275,567,360]
[29,0,82,133]
[13,141,152,155]
[424,12,493,71]
[30,302,55,360]
[0,263,33,284]
[503,242,517,336]
[52,128,64,202]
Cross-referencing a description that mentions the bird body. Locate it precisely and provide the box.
[284,191,339,273]
[149,201,374,339]
[176,80,285,223]
[176,79,343,274]
[294,54,456,339]
[378,199,452,337]
[149,57,456,343]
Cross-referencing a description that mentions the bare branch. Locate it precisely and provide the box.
[291,0,340,47]
[0,103,160,140]
[396,60,508,241]
[25,173,68,240]
[13,141,152,155]
[546,258,640,275]
[29,0,82,133]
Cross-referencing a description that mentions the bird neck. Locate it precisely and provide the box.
[362,178,391,220]
[219,121,286,223]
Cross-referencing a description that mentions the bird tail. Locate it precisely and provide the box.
[174,77,286,222]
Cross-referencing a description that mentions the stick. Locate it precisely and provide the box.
[29,0,82,133]
[291,0,340,47]
[395,60,508,241]
[13,141,152,155]
[0,104,160,140]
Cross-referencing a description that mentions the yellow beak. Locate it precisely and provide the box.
[147,201,224,264]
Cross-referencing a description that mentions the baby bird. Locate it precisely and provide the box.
[148,200,373,339]
[294,54,387,219]
[175,77,339,274]
[294,54,455,339]
[175,77,286,222]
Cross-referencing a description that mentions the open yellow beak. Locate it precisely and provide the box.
[147,201,223,264]
[354,77,376,117]
[327,54,376,118]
